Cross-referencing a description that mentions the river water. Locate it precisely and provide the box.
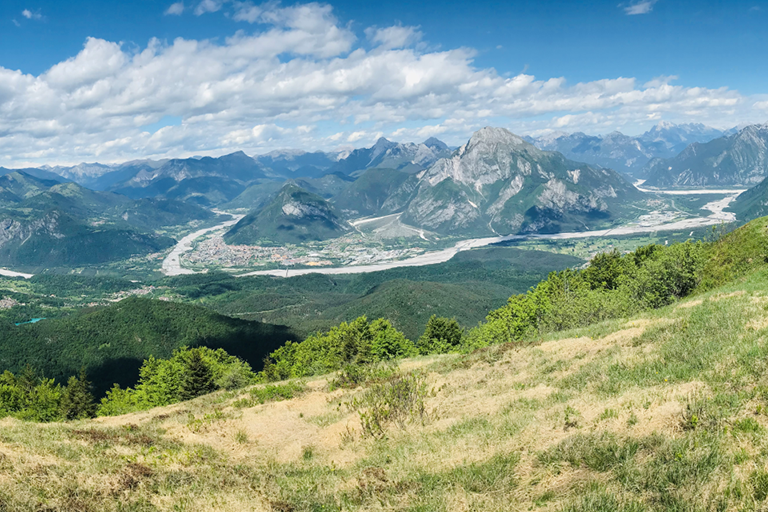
[239,187,745,278]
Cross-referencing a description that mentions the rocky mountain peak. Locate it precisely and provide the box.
[219,151,253,162]
[371,137,396,158]
[423,137,449,151]
[464,127,526,152]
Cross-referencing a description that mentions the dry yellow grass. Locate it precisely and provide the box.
[1,286,767,511]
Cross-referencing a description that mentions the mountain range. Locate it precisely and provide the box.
[643,124,768,188]
[528,122,729,177]
[7,122,768,264]
[28,137,452,203]
[223,127,644,244]
[0,172,222,267]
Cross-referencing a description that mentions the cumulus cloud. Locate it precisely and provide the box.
[365,24,422,49]
[233,4,261,22]
[165,2,185,15]
[346,131,367,142]
[21,9,43,20]
[194,0,224,16]
[0,1,763,166]
[623,0,658,15]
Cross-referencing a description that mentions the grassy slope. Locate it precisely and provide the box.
[5,268,768,510]
[729,178,768,222]
[6,221,768,510]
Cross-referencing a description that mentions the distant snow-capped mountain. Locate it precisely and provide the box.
[326,137,453,176]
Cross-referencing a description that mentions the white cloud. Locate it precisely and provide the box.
[12,19,20,27]
[347,131,367,142]
[643,75,678,88]
[232,1,262,22]
[194,0,224,16]
[365,24,422,49]
[0,1,764,166]
[165,2,185,15]
[21,9,43,20]
[623,0,658,15]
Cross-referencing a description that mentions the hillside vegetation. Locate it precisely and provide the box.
[170,246,584,339]
[0,172,225,268]
[1,218,768,510]
[224,184,352,245]
[0,297,296,396]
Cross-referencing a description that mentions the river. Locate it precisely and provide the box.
[0,187,745,280]
[161,211,244,276]
[238,186,745,278]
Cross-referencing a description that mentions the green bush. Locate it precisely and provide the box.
[260,316,415,381]
[417,315,464,355]
[232,381,305,408]
[0,365,97,422]
[464,241,706,349]
[97,347,256,416]
[329,362,399,391]
[60,368,97,420]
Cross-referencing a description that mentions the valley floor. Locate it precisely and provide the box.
[4,268,768,510]
[236,189,740,278]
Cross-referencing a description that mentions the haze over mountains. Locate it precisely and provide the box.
[12,121,746,197]
[643,124,768,188]
[527,122,730,177]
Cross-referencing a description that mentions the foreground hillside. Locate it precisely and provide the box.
[0,218,767,510]
[2,267,768,510]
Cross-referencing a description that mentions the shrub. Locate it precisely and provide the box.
[464,241,707,349]
[232,381,305,408]
[329,362,398,391]
[260,317,414,381]
[97,347,257,416]
[417,316,464,355]
[348,370,431,438]
[60,368,97,420]
[179,350,215,401]
[0,365,98,422]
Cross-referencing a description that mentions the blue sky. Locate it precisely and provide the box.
[0,0,766,165]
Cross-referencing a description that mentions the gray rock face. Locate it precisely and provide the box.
[644,124,768,188]
[328,138,453,176]
[398,127,640,235]
[0,211,61,247]
[282,201,331,219]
